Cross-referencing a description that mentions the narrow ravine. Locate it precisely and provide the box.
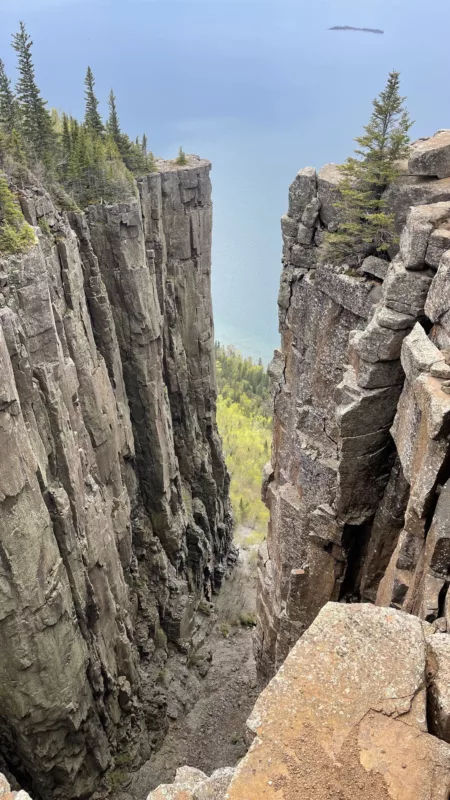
[114,539,261,799]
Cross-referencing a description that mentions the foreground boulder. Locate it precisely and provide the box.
[148,604,450,799]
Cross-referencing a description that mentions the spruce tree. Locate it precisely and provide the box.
[0,59,17,135]
[12,22,54,164]
[324,71,413,265]
[106,89,121,145]
[176,146,187,165]
[84,67,103,134]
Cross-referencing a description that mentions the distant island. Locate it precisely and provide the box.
[329,26,384,34]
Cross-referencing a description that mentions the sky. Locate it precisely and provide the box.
[1,0,449,362]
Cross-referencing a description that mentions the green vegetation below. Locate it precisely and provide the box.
[215,344,272,543]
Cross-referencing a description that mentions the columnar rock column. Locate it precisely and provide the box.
[256,131,450,677]
[0,157,232,798]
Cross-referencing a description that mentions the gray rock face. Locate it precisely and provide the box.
[409,130,450,179]
[0,158,231,798]
[257,144,450,678]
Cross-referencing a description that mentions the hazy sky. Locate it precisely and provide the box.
[1,0,449,361]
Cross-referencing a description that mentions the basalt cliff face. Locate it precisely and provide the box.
[0,157,232,799]
[256,129,450,677]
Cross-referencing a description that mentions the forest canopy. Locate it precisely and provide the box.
[0,22,184,214]
[215,344,272,540]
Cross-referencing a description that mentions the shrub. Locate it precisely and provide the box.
[0,175,36,254]
[154,626,168,650]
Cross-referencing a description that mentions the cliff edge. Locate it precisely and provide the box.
[256,130,450,676]
[0,156,232,799]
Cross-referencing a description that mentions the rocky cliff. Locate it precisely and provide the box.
[256,130,450,676]
[0,156,232,799]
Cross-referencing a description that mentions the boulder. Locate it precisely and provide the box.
[361,255,389,280]
[317,163,343,229]
[227,604,450,800]
[287,167,317,220]
[399,202,450,270]
[425,250,450,326]
[426,228,450,268]
[428,633,450,743]
[401,323,447,381]
[147,766,235,800]
[409,130,450,179]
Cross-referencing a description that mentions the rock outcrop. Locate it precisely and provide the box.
[0,157,232,799]
[256,130,450,676]
[149,603,450,799]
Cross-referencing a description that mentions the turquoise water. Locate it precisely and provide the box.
[2,0,450,362]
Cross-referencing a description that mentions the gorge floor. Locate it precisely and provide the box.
[116,540,261,799]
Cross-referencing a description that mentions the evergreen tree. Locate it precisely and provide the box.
[84,66,103,134]
[176,145,187,165]
[324,71,413,265]
[62,113,71,156]
[106,89,121,145]
[142,133,147,156]
[12,22,54,164]
[0,59,17,134]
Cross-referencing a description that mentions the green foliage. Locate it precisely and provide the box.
[0,174,36,254]
[0,59,18,135]
[215,344,271,536]
[154,626,168,651]
[84,66,104,135]
[239,612,256,627]
[106,89,121,144]
[176,145,187,165]
[324,70,413,265]
[216,344,271,417]
[0,25,158,210]
[12,22,55,166]
[38,217,51,235]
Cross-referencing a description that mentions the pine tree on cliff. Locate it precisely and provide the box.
[176,146,187,165]
[324,70,413,265]
[0,59,18,135]
[12,22,55,164]
[84,67,103,134]
[142,133,148,156]
[106,89,121,146]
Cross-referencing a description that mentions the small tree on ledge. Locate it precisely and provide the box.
[176,146,187,166]
[323,70,413,265]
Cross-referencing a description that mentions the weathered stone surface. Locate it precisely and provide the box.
[147,766,234,800]
[383,174,450,233]
[258,150,450,678]
[409,130,450,179]
[400,202,450,269]
[361,255,389,280]
[401,322,448,381]
[317,163,343,229]
[428,633,450,742]
[426,228,450,267]
[287,167,317,220]
[425,250,450,331]
[230,604,450,800]
[0,773,32,800]
[0,160,232,798]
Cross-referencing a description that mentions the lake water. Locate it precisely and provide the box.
[2,0,450,362]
